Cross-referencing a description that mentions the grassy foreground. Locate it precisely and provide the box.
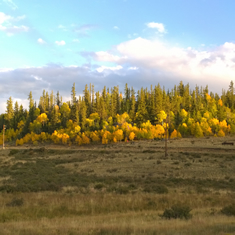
[0,137,235,234]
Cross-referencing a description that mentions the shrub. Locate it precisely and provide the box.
[144,184,168,194]
[33,141,38,146]
[221,204,235,216]
[115,186,129,194]
[6,198,24,207]
[160,204,192,219]
[94,183,104,190]
[8,149,19,156]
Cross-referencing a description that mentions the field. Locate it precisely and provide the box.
[0,137,235,234]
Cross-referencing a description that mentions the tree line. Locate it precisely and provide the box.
[0,81,235,146]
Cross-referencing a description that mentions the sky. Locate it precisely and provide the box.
[0,0,235,113]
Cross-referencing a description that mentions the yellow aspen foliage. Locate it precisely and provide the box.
[140,120,152,130]
[113,137,117,143]
[85,118,94,127]
[40,132,47,142]
[62,133,69,144]
[23,133,31,144]
[124,137,128,142]
[152,125,165,139]
[16,138,24,146]
[203,111,210,119]
[177,131,182,138]
[5,128,17,141]
[37,113,48,125]
[180,109,188,120]
[81,133,90,144]
[17,120,25,130]
[209,118,220,133]
[89,112,100,121]
[101,130,111,144]
[217,129,225,137]
[129,132,135,141]
[162,123,169,129]
[31,132,40,142]
[116,112,131,124]
[113,129,123,142]
[157,110,167,123]
[218,99,223,106]
[107,116,113,125]
[206,93,211,101]
[19,138,24,146]
[194,122,204,138]
[200,119,212,136]
[170,129,178,139]
[209,118,219,126]
[90,132,100,142]
[121,122,132,136]
[102,136,108,144]
[219,120,228,133]
[75,135,83,145]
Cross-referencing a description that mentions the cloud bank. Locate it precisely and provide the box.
[0,37,235,113]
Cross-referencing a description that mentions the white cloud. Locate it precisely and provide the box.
[55,40,66,46]
[146,22,166,33]
[31,75,42,81]
[96,65,123,73]
[0,12,12,24]
[113,26,119,30]
[128,66,138,70]
[37,38,46,44]
[90,37,235,91]
[94,51,124,62]
[0,12,28,34]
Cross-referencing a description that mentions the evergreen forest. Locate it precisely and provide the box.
[1,81,235,146]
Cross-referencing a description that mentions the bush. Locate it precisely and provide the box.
[8,149,19,156]
[144,184,168,194]
[160,204,192,219]
[94,183,104,190]
[115,186,129,194]
[6,198,24,207]
[221,204,235,216]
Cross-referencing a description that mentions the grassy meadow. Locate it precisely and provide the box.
[0,137,235,234]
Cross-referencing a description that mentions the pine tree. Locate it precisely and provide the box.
[129,87,136,121]
[80,100,87,130]
[56,91,61,107]
[70,83,79,124]
[136,88,148,126]
[228,80,234,110]
[5,97,14,128]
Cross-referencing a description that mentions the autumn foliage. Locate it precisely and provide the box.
[0,81,235,147]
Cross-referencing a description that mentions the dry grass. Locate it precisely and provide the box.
[0,136,235,234]
[0,212,235,235]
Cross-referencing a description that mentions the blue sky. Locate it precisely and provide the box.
[0,0,235,113]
